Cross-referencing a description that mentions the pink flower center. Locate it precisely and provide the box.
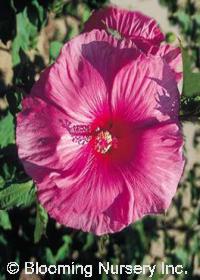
[94,129,118,154]
[90,117,140,164]
[66,117,138,163]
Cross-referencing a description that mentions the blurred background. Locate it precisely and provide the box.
[0,0,200,279]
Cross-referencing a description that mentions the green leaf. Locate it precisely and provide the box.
[0,234,7,246]
[193,14,200,26]
[190,234,200,255]
[55,235,72,262]
[64,2,78,17]
[0,181,36,210]
[0,113,15,148]
[0,210,12,230]
[0,177,5,190]
[82,5,91,23]
[181,46,192,75]
[151,272,163,280]
[174,248,188,266]
[34,204,48,243]
[174,10,191,33]
[45,248,56,264]
[181,46,200,96]
[83,234,95,251]
[50,0,65,15]
[183,73,200,96]
[31,0,46,28]
[12,8,38,66]
[101,272,108,280]
[66,26,78,40]
[49,41,63,61]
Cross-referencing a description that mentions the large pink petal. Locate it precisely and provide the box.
[111,54,180,123]
[31,30,139,122]
[84,6,165,47]
[150,44,183,83]
[124,122,185,220]
[36,159,134,235]
[16,97,90,172]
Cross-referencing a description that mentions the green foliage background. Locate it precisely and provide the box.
[0,0,200,279]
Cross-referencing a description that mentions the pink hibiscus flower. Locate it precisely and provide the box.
[16,10,185,235]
